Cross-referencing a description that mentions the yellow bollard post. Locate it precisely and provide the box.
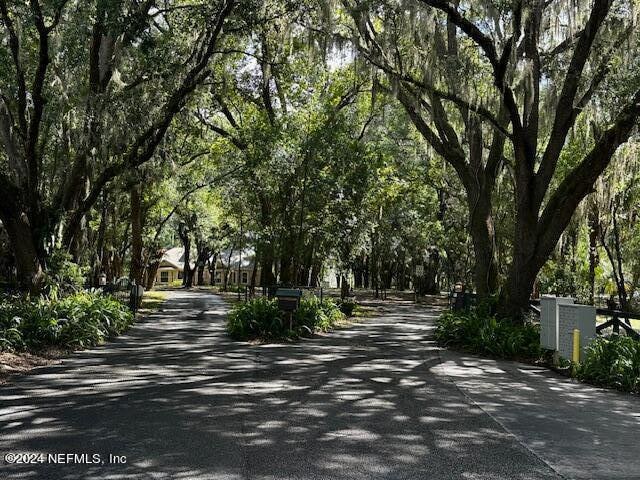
[572,329,581,363]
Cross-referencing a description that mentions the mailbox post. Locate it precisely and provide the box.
[275,288,302,330]
[129,282,145,313]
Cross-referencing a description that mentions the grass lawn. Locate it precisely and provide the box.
[141,291,168,312]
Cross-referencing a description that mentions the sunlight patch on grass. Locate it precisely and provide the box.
[141,291,167,312]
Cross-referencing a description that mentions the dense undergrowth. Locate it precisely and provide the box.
[435,307,640,393]
[577,335,640,393]
[0,291,134,352]
[226,296,345,340]
[435,309,542,360]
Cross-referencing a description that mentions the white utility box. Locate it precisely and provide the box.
[557,304,596,361]
[540,296,574,350]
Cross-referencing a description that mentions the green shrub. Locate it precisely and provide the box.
[55,292,134,348]
[338,298,356,317]
[577,335,640,393]
[435,310,542,360]
[226,296,345,340]
[44,250,87,294]
[226,297,284,339]
[295,297,344,334]
[0,291,134,352]
[0,296,26,351]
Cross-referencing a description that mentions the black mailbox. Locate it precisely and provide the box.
[275,288,302,312]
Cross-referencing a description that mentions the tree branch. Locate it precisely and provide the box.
[536,88,640,267]
[535,0,613,205]
[417,0,523,136]
[61,0,236,246]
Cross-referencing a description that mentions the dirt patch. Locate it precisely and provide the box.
[0,350,66,385]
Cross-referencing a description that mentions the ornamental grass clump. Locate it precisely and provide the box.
[226,297,284,340]
[295,296,344,334]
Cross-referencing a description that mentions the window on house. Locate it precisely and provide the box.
[231,272,236,283]
[215,272,221,283]
[177,271,183,279]
[241,271,248,284]
[160,271,169,283]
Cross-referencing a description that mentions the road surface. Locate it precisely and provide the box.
[1,290,637,479]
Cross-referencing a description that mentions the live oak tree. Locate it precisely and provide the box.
[333,0,640,319]
[196,10,384,289]
[0,0,239,291]
[2,0,640,316]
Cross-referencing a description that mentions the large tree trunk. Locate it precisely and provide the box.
[468,195,498,297]
[497,184,540,320]
[178,222,193,288]
[2,213,44,292]
[145,248,164,290]
[310,260,321,287]
[340,273,349,300]
[279,252,292,285]
[197,263,206,286]
[259,244,276,287]
[195,240,209,286]
[208,253,218,286]
[130,184,144,285]
[420,247,440,295]
[145,259,161,290]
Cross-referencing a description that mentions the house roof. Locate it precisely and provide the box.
[159,246,257,270]
[217,248,256,269]
[161,247,187,270]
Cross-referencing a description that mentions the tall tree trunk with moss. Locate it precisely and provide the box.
[178,222,193,288]
[587,199,600,304]
[130,184,144,285]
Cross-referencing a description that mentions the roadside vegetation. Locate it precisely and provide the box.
[0,291,133,352]
[436,308,640,394]
[0,255,168,356]
[578,336,640,393]
[227,296,346,341]
[435,309,542,361]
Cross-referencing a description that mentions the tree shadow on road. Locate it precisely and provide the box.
[1,293,560,480]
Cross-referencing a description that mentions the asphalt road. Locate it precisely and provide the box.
[0,290,635,479]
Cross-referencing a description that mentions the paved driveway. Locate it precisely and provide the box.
[0,291,635,479]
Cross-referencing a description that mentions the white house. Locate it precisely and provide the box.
[154,247,187,285]
[154,247,260,286]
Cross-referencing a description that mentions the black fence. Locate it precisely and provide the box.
[528,299,639,339]
[594,309,640,339]
[239,285,324,303]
